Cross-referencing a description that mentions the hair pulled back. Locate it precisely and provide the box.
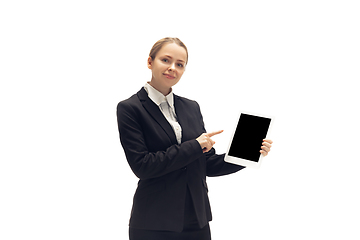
[149,37,188,64]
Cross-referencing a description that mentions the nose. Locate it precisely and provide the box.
[169,62,176,71]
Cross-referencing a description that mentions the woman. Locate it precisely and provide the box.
[116,37,273,240]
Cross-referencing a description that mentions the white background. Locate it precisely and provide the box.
[1,0,359,239]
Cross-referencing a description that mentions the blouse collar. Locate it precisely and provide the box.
[144,82,174,108]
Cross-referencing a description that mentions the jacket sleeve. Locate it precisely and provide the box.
[116,101,204,180]
[205,148,245,177]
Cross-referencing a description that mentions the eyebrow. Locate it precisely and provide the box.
[164,55,185,63]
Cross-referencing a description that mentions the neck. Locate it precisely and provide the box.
[149,81,171,96]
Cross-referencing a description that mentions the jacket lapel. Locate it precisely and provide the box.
[173,94,195,143]
[137,88,177,144]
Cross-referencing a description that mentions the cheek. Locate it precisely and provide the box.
[178,70,185,78]
[154,66,165,75]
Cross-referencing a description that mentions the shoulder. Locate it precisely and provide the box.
[117,93,137,108]
[174,94,200,109]
[117,95,137,116]
[116,88,146,118]
[117,88,145,109]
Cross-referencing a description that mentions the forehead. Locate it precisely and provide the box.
[157,43,187,62]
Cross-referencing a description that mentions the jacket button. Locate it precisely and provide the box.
[182,167,187,170]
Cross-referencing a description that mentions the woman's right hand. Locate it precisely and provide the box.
[196,130,224,153]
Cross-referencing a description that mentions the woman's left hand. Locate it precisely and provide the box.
[260,139,273,156]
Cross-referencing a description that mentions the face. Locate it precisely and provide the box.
[148,43,187,95]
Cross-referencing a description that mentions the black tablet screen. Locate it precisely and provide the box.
[228,113,271,162]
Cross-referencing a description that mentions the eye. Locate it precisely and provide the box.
[177,63,184,68]
[162,58,169,63]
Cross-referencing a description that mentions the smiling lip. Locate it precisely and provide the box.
[163,74,175,79]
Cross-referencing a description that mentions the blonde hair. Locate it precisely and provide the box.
[149,37,188,64]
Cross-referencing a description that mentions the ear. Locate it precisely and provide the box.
[147,56,153,69]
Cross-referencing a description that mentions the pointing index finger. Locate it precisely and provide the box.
[263,139,273,144]
[207,130,224,137]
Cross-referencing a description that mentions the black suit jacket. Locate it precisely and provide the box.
[116,87,244,232]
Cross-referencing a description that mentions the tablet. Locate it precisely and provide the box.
[224,111,274,169]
